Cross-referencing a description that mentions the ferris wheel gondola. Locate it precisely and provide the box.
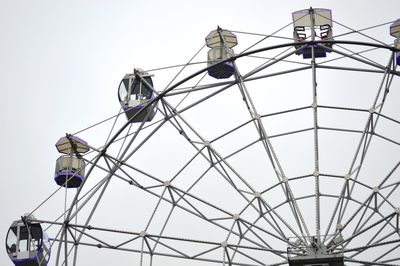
[205,27,237,79]
[292,8,333,59]
[118,69,158,123]
[54,136,88,188]
[6,215,50,266]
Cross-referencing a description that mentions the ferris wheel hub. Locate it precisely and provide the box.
[288,236,344,266]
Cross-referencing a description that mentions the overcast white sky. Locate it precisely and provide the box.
[1,1,400,265]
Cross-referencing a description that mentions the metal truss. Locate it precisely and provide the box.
[25,13,400,266]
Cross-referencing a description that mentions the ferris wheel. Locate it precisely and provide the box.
[6,7,400,266]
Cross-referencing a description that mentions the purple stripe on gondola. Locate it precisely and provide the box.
[54,172,83,188]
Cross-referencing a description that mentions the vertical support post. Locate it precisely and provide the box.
[73,244,78,266]
[73,191,79,266]
[140,235,145,266]
[64,225,68,266]
[309,7,321,241]
[55,229,64,266]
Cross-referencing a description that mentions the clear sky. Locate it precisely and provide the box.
[1,0,400,265]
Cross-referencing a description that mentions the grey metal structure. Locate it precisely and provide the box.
[15,7,400,266]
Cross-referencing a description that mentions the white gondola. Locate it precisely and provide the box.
[205,27,237,79]
[292,8,333,59]
[54,136,88,188]
[118,69,157,122]
[6,215,50,266]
